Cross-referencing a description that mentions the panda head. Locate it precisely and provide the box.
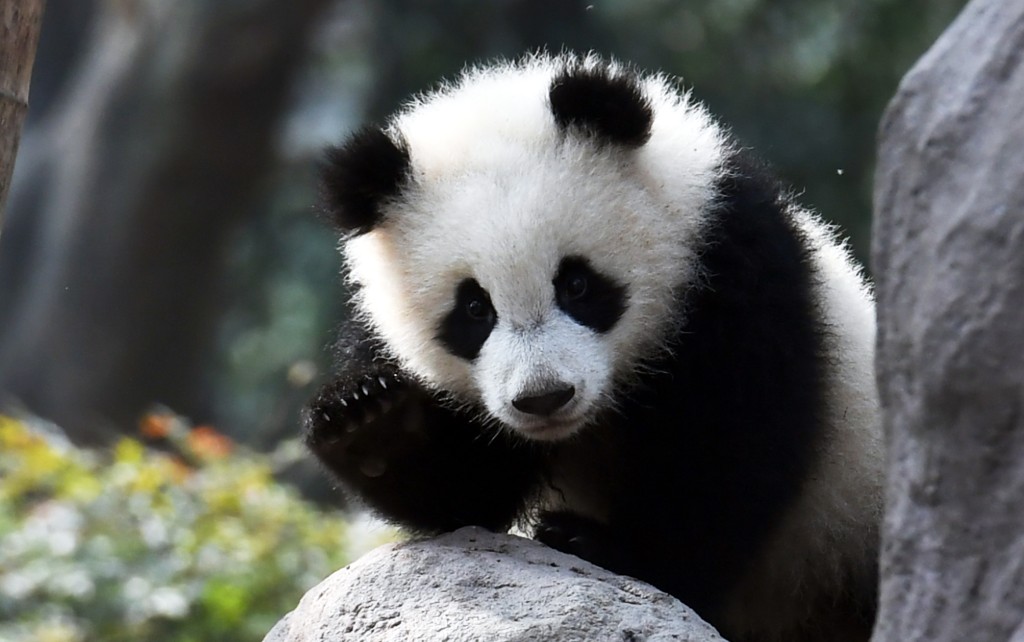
[321,54,726,441]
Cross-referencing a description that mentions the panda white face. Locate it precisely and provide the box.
[328,55,727,441]
[438,256,623,441]
[346,146,698,441]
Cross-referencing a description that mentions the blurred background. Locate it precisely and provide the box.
[0,0,966,451]
[0,0,966,638]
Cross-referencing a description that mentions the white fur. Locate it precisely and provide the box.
[345,54,727,438]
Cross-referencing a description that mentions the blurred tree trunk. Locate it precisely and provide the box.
[872,0,1024,639]
[0,0,45,227]
[0,0,95,340]
[0,0,331,443]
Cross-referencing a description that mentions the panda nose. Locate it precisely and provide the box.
[512,385,575,416]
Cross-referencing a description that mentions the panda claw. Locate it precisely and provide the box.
[307,371,410,453]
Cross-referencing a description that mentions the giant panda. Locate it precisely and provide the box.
[305,53,883,642]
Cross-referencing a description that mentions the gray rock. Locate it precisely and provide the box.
[871,0,1024,640]
[263,527,724,642]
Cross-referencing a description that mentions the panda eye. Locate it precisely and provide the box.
[466,297,492,321]
[565,274,588,300]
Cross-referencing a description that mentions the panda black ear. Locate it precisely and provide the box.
[319,127,411,235]
[548,63,653,147]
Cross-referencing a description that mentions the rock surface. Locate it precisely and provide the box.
[871,0,1024,640]
[263,527,724,642]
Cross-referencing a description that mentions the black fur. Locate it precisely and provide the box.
[553,255,628,333]
[306,151,876,642]
[549,64,653,147]
[543,150,847,634]
[320,127,411,235]
[437,278,497,360]
[305,320,543,533]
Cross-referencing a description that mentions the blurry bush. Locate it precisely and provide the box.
[0,414,393,642]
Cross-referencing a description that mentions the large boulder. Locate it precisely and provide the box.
[264,527,724,642]
[871,0,1024,640]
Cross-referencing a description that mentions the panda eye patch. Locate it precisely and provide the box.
[554,256,627,334]
[438,278,497,360]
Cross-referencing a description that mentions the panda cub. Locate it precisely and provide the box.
[306,53,882,642]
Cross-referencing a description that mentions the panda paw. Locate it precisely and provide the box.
[535,511,622,572]
[304,371,409,462]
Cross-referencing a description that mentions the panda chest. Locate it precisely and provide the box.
[540,425,623,523]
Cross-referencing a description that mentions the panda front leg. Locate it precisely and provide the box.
[534,511,633,575]
[534,509,732,622]
[305,367,544,534]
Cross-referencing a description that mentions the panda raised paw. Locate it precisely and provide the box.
[304,371,408,453]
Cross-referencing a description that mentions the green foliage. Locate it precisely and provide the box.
[0,415,380,642]
[213,169,347,447]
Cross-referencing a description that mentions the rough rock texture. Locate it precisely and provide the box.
[871,0,1024,640]
[263,527,724,642]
